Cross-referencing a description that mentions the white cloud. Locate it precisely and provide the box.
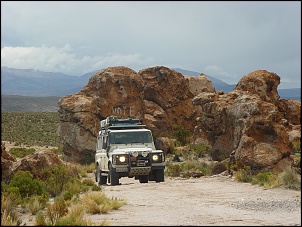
[1,1,300,87]
[203,65,238,84]
[1,45,155,75]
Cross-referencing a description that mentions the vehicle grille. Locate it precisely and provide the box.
[130,154,151,167]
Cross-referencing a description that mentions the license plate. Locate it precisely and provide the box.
[116,168,128,172]
[137,160,146,166]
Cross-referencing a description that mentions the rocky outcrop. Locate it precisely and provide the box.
[185,73,216,95]
[1,141,78,184]
[1,142,17,183]
[57,66,300,173]
[192,70,300,173]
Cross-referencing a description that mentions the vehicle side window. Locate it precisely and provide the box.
[97,136,102,149]
[102,136,107,149]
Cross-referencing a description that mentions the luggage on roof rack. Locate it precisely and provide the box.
[100,116,144,130]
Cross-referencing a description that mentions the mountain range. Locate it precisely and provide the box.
[1,67,300,112]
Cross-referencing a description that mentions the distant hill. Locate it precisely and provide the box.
[277,88,301,101]
[1,95,61,112]
[1,67,99,97]
[1,67,300,109]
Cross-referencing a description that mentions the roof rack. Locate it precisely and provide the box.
[100,116,145,130]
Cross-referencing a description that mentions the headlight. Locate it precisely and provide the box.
[152,154,159,161]
[119,156,126,162]
[132,151,138,157]
[113,155,128,164]
[142,150,148,157]
[152,153,163,162]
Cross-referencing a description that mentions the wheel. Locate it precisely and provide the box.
[96,165,107,185]
[100,175,107,185]
[109,163,119,186]
[95,167,98,182]
[155,169,164,182]
[139,175,149,183]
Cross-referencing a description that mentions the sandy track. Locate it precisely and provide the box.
[88,175,301,226]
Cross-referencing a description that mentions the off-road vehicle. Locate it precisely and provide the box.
[95,116,166,185]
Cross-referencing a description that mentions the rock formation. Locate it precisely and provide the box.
[1,142,78,184]
[57,66,300,174]
[192,70,300,173]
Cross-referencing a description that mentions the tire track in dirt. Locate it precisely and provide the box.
[89,175,301,226]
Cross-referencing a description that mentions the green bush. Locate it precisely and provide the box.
[45,196,68,225]
[3,187,22,206]
[234,167,253,183]
[251,172,273,186]
[41,165,77,197]
[165,163,182,177]
[191,142,212,157]
[8,170,47,198]
[8,147,36,158]
[278,166,301,190]
[172,125,191,145]
[63,191,73,201]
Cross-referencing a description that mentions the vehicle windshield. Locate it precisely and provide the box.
[109,131,153,144]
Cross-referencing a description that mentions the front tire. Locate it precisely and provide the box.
[96,165,107,185]
[109,164,119,186]
[155,169,165,182]
[139,175,149,183]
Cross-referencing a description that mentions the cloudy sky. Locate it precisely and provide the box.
[1,1,301,88]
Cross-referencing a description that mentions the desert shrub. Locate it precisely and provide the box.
[180,160,197,172]
[292,138,301,153]
[250,171,279,189]
[64,179,83,196]
[198,162,213,176]
[1,193,22,226]
[91,184,102,191]
[165,163,182,177]
[45,196,68,225]
[191,142,212,157]
[41,164,77,197]
[278,166,301,190]
[8,170,47,198]
[82,178,96,187]
[26,196,44,215]
[83,162,95,174]
[8,147,36,158]
[234,166,253,183]
[81,192,126,215]
[82,198,102,214]
[52,145,64,156]
[1,209,22,226]
[172,125,191,145]
[2,187,22,206]
[54,204,93,226]
[35,211,47,226]
[63,191,73,201]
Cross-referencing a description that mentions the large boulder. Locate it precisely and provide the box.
[192,70,300,173]
[1,141,78,184]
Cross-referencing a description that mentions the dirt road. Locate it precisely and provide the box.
[89,174,301,226]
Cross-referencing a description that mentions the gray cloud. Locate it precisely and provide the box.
[1,1,301,88]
